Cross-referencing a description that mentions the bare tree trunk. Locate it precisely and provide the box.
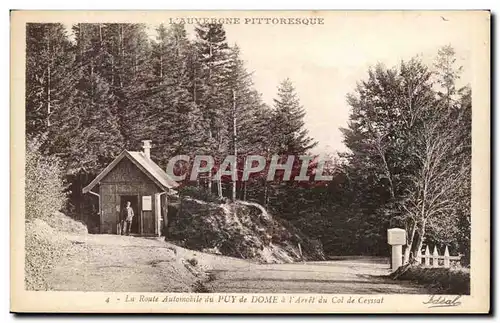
[159,40,163,81]
[192,56,197,102]
[215,128,224,199]
[414,219,427,257]
[403,219,417,263]
[206,48,213,195]
[232,89,237,202]
[119,24,124,88]
[207,128,212,193]
[379,149,395,199]
[367,123,395,200]
[217,179,223,199]
[207,175,212,193]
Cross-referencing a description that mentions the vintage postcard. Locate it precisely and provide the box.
[10,10,490,314]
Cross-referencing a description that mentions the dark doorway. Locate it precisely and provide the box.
[120,195,139,234]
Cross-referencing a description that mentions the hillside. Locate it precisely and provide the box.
[167,198,325,264]
[25,212,209,291]
[25,212,89,290]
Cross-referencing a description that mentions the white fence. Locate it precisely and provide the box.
[404,246,462,268]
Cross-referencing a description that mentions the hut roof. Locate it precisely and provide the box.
[82,150,179,194]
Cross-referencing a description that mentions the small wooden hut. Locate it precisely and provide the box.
[82,140,179,236]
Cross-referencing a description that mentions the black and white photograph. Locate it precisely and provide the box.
[10,10,490,313]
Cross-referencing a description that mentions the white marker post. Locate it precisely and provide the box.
[387,228,406,271]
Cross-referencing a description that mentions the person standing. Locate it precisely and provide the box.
[123,201,134,236]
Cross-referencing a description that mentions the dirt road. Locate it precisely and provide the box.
[205,259,429,294]
[47,234,428,294]
[47,234,204,292]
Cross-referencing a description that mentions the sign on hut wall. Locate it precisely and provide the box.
[142,196,152,211]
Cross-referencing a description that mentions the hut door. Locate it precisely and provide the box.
[120,196,139,234]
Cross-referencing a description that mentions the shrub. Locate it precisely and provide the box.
[25,138,67,220]
[25,219,70,290]
[391,264,470,294]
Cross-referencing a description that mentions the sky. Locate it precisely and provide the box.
[63,11,480,156]
[217,13,473,155]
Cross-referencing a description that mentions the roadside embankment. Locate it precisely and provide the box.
[167,197,325,264]
[390,264,470,294]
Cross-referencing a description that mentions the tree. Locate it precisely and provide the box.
[433,45,463,108]
[340,63,411,254]
[264,78,318,219]
[271,78,317,155]
[148,23,204,167]
[26,23,78,147]
[341,54,471,261]
[406,46,471,262]
[70,23,125,174]
[402,101,469,259]
[194,23,231,195]
[104,23,153,147]
[427,45,471,263]
[237,99,274,203]
[222,45,271,201]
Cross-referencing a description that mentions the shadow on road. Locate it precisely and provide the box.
[206,259,430,294]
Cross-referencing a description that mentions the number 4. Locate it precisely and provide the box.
[105,297,110,303]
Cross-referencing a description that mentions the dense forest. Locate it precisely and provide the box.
[25,22,471,262]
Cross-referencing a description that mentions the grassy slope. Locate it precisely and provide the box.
[390,264,470,294]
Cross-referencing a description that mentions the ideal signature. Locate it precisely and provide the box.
[423,295,462,308]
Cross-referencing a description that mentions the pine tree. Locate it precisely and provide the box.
[263,79,318,213]
[74,23,153,149]
[433,45,464,108]
[109,23,153,147]
[271,78,317,156]
[26,23,77,144]
[70,23,124,174]
[194,23,231,195]
[148,23,204,167]
[219,45,258,200]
